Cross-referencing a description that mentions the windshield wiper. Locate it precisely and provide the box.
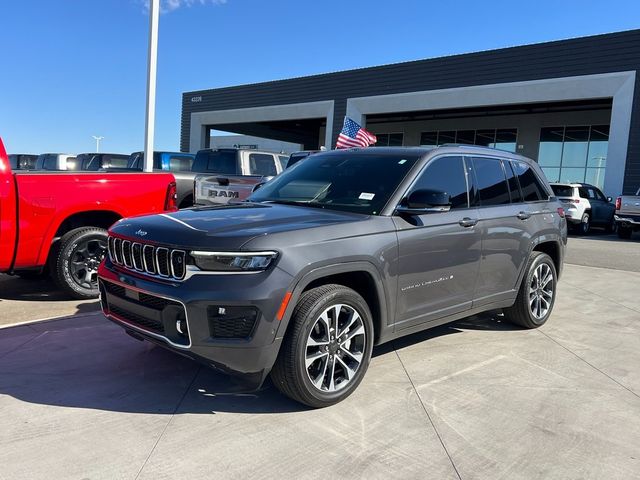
[260,199,327,209]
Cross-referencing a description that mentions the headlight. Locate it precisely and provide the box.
[190,251,278,272]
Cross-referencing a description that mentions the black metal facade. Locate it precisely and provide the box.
[181,30,640,193]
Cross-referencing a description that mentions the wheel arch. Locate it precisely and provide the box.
[37,209,122,266]
[531,238,563,278]
[278,262,390,345]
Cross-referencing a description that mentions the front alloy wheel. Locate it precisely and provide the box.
[305,304,366,393]
[271,284,374,408]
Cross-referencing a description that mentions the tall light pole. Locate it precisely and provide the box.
[92,135,104,152]
[143,0,160,172]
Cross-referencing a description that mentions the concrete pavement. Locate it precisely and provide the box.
[1,263,639,480]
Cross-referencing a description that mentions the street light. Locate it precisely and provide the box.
[92,135,104,152]
[143,0,159,172]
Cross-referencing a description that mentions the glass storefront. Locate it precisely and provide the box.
[375,133,404,146]
[537,125,609,189]
[420,128,517,152]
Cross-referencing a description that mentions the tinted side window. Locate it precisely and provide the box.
[513,162,549,202]
[410,156,468,209]
[249,153,277,176]
[43,155,58,170]
[168,155,193,171]
[505,161,523,203]
[471,157,510,206]
[578,187,591,199]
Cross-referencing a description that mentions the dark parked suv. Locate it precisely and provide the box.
[98,146,566,407]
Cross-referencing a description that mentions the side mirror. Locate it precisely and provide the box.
[607,196,613,203]
[397,189,451,214]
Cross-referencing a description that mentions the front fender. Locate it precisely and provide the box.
[275,260,392,345]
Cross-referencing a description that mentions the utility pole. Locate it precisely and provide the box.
[92,135,104,152]
[143,0,160,172]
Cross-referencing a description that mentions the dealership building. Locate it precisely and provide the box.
[181,29,640,195]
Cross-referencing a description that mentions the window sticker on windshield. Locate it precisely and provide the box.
[398,159,407,164]
[359,192,375,200]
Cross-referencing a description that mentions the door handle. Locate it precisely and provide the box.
[517,211,532,220]
[459,217,478,228]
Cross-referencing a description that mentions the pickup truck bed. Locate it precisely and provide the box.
[0,138,177,298]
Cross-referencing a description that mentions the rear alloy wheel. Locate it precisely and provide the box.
[504,251,557,329]
[52,227,108,299]
[579,213,591,235]
[271,284,374,408]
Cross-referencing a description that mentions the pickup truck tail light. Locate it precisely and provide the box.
[165,182,178,211]
[615,197,622,211]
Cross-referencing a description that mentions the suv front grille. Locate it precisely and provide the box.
[107,235,186,280]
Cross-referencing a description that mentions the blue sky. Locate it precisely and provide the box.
[1,0,639,154]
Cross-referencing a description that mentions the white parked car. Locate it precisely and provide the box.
[550,183,616,234]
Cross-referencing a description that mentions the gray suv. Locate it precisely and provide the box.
[98,146,567,407]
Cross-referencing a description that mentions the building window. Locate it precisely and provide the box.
[376,133,404,146]
[537,125,609,189]
[419,128,517,152]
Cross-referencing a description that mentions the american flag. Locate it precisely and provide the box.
[336,117,377,149]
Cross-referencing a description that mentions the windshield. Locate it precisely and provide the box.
[249,151,421,215]
[551,185,574,197]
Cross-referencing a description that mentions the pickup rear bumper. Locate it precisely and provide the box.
[614,214,640,227]
[97,260,293,389]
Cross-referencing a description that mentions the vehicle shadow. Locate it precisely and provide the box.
[0,312,514,416]
[0,274,69,301]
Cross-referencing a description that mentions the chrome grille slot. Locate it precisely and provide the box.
[113,238,123,264]
[143,245,156,274]
[156,248,170,277]
[132,243,144,271]
[107,236,186,280]
[107,237,116,262]
[122,240,133,267]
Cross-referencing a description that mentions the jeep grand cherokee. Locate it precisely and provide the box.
[98,146,567,407]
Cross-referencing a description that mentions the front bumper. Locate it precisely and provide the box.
[98,259,294,388]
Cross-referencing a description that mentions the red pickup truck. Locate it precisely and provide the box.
[0,138,177,299]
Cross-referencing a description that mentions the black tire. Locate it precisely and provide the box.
[51,227,108,299]
[271,284,374,408]
[578,212,591,235]
[605,216,616,234]
[618,226,632,239]
[504,251,557,329]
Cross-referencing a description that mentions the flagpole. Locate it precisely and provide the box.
[143,0,160,172]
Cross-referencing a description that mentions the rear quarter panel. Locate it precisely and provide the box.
[0,140,17,270]
[11,172,175,269]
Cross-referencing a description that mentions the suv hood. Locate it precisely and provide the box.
[109,203,370,250]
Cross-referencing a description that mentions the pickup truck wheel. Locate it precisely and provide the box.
[504,251,557,329]
[52,227,108,299]
[271,284,374,408]
[618,226,632,239]
[579,213,590,235]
